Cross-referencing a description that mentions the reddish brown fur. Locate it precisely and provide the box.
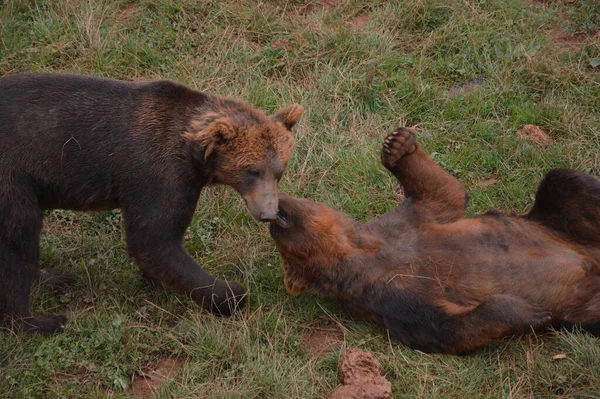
[270,128,600,354]
[182,99,300,222]
[183,101,299,182]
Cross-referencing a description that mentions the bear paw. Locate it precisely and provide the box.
[381,127,418,169]
[37,271,78,294]
[524,305,552,331]
[195,279,247,317]
[18,315,68,336]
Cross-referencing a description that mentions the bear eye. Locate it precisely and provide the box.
[247,168,261,178]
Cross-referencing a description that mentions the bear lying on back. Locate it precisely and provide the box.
[270,128,600,354]
[0,73,303,335]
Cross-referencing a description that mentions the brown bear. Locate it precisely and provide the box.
[0,73,303,336]
[270,128,600,354]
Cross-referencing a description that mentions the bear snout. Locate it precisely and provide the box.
[241,190,278,222]
[259,209,278,222]
[247,202,278,222]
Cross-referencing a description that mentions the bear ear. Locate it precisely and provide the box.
[271,104,304,130]
[185,115,236,159]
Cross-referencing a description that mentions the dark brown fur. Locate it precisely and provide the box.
[270,128,600,354]
[0,73,303,335]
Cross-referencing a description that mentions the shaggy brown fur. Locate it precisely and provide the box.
[270,128,600,354]
[0,73,303,335]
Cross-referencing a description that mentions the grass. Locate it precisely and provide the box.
[1,0,600,397]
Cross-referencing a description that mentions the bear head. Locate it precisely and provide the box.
[269,193,369,297]
[185,100,303,222]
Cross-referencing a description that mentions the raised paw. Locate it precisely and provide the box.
[381,127,418,169]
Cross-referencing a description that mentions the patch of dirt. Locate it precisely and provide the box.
[478,177,497,187]
[516,124,553,147]
[345,14,369,31]
[543,20,600,54]
[551,30,591,52]
[301,321,345,357]
[271,38,291,51]
[526,0,576,5]
[294,0,341,16]
[129,357,184,399]
[447,77,485,97]
[329,349,393,399]
[116,5,138,24]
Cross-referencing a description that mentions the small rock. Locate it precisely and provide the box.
[516,124,553,147]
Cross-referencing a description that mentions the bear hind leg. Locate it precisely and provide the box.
[527,169,600,245]
[564,291,600,336]
[441,295,551,354]
[0,201,66,336]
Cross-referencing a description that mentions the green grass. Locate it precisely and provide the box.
[1,0,600,397]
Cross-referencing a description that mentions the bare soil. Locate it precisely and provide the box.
[271,38,292,51]
[345,14,370,31]
[129,357,184,399]
[301,321,345,357]
[294,0,341,16]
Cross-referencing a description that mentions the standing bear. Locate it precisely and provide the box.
[270,128,600,354]
[0,73,303,335]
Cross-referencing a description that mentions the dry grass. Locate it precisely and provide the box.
[1,0,599,397]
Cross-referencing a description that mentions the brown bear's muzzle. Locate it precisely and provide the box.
[241,181,279,222]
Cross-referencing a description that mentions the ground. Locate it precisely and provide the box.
[1,0,599,398]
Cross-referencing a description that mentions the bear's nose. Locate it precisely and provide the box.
[259,211,277,222]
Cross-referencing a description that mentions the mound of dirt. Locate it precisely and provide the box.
[329,349,393,399]
[516,124,553,147]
